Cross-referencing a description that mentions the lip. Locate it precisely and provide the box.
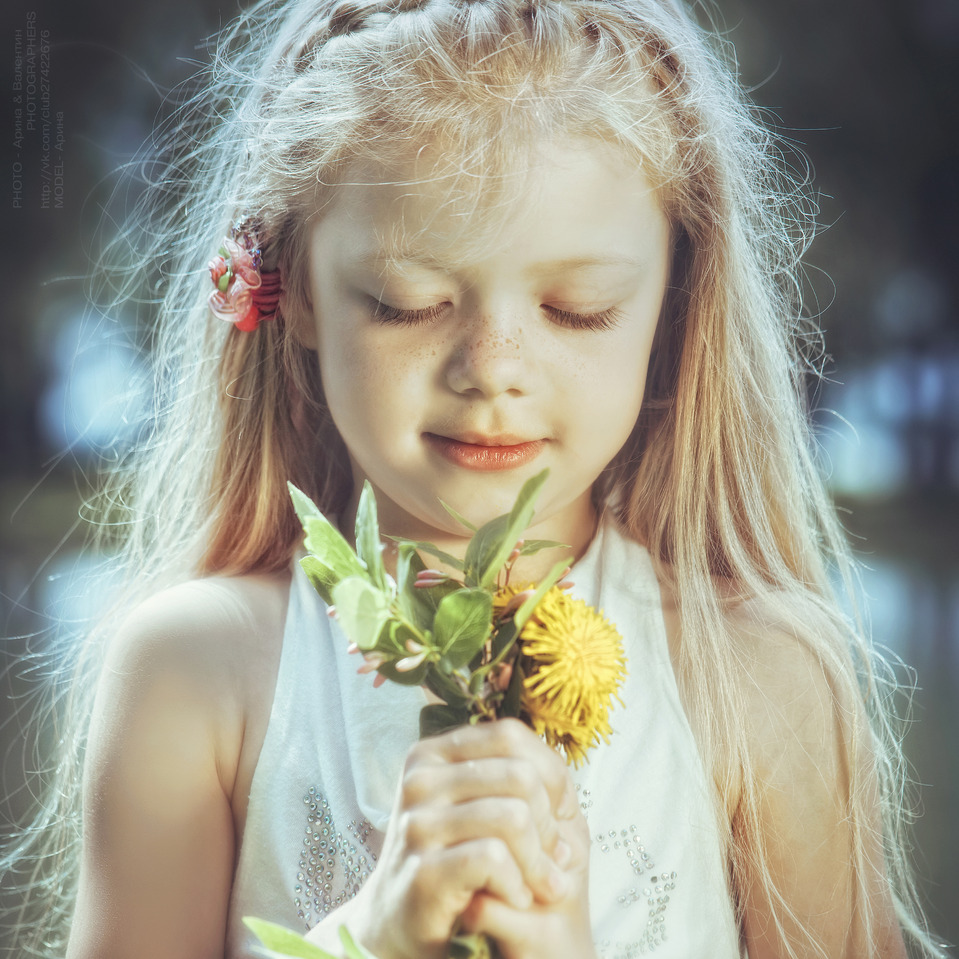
[424,432,546,472]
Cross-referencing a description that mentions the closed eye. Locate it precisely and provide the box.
[368,298,623,331]
[368,298,448,326]
[543,305,624,331]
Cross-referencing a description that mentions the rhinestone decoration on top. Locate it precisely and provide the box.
[578,786,679,956]
[294,786,377,930]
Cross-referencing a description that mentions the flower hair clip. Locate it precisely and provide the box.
[207,221,282,332]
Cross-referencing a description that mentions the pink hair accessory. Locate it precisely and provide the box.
[207,222,282,332]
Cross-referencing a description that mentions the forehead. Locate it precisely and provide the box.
[314,138,670,273]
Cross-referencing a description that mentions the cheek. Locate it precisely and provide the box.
[566,334,653,420]
[317,309,382,386]
[316,320,377,434]
[317,320,431,423]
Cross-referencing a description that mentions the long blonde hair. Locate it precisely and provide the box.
[3,0,945,955]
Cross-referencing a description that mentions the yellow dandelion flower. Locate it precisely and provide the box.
[492,583,534,619]
[516,585,627,767]
[523,695,599,768]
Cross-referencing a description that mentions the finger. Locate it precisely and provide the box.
[402,755,564,859]
[405,797,570,904]
[424,838,534,912]
[459,893,538,955]
[421,719,579,819]
[460,892,595,959]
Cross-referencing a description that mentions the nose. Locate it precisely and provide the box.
[444,310,527,398]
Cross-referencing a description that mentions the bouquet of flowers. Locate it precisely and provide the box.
[247,470,626,959]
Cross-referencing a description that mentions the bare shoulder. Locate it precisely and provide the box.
[70,571,291,958]
[93,570,291,804]
[105,572,286,705]
[87,574,289,833]
[657,574,861,804]
[656,577,906,956]
[110,570,291,674]
[721,591,859,770]
[722,599,907,957]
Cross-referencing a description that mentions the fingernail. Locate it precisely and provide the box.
[552,840,572,867]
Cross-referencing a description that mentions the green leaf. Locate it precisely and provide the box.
[388,536,466,573]
[518,539,568,556]
[375,656,430,687]
[440,499,478,531]
[302,517,368,580]
[464,470,550,588]
[288,481,322,524]
[298,555,337,608]
[513,557,573,632]
[489,617,519,661]
[289,484,368,586]
[381,621,436,684]
[384,618,424,656]
[423,666,470,708]
[420,702,471,738]
[394,541,418,595]
[331,577,391,651]
[395,545,458,633]
[500,658,525,720]
[462,514,510,589]
[354,481,388,591]
[242,917,339,959]
[433,589,493,669]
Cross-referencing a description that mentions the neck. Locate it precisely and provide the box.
[342,491,600,585]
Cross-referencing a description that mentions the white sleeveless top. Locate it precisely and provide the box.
[225,519,743,958]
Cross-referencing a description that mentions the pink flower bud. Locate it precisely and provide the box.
[503,588,536,616]
[418,569,446,578]
[414,569,448,589]
[395,651,427,672]
[357,653,385,674]
[489,662,513,692]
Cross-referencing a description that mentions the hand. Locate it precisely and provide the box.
[457,801,595,959]
[344,718,584,959]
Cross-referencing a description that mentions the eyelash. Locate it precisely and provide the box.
[369,300,448,326]
[368,299,623,332]
[543,305,624,331]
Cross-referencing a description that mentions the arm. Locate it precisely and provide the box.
[732,606,907,959]
[67,580,268,959]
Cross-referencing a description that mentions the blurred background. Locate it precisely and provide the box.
[0,0,956,952]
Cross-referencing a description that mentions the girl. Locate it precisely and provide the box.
[4,1,947,957]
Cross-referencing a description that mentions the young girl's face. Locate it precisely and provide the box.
[304,139,671,558]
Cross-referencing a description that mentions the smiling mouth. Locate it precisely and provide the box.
[423,433,546,472]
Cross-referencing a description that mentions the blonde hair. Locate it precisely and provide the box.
[3,0,946,955]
